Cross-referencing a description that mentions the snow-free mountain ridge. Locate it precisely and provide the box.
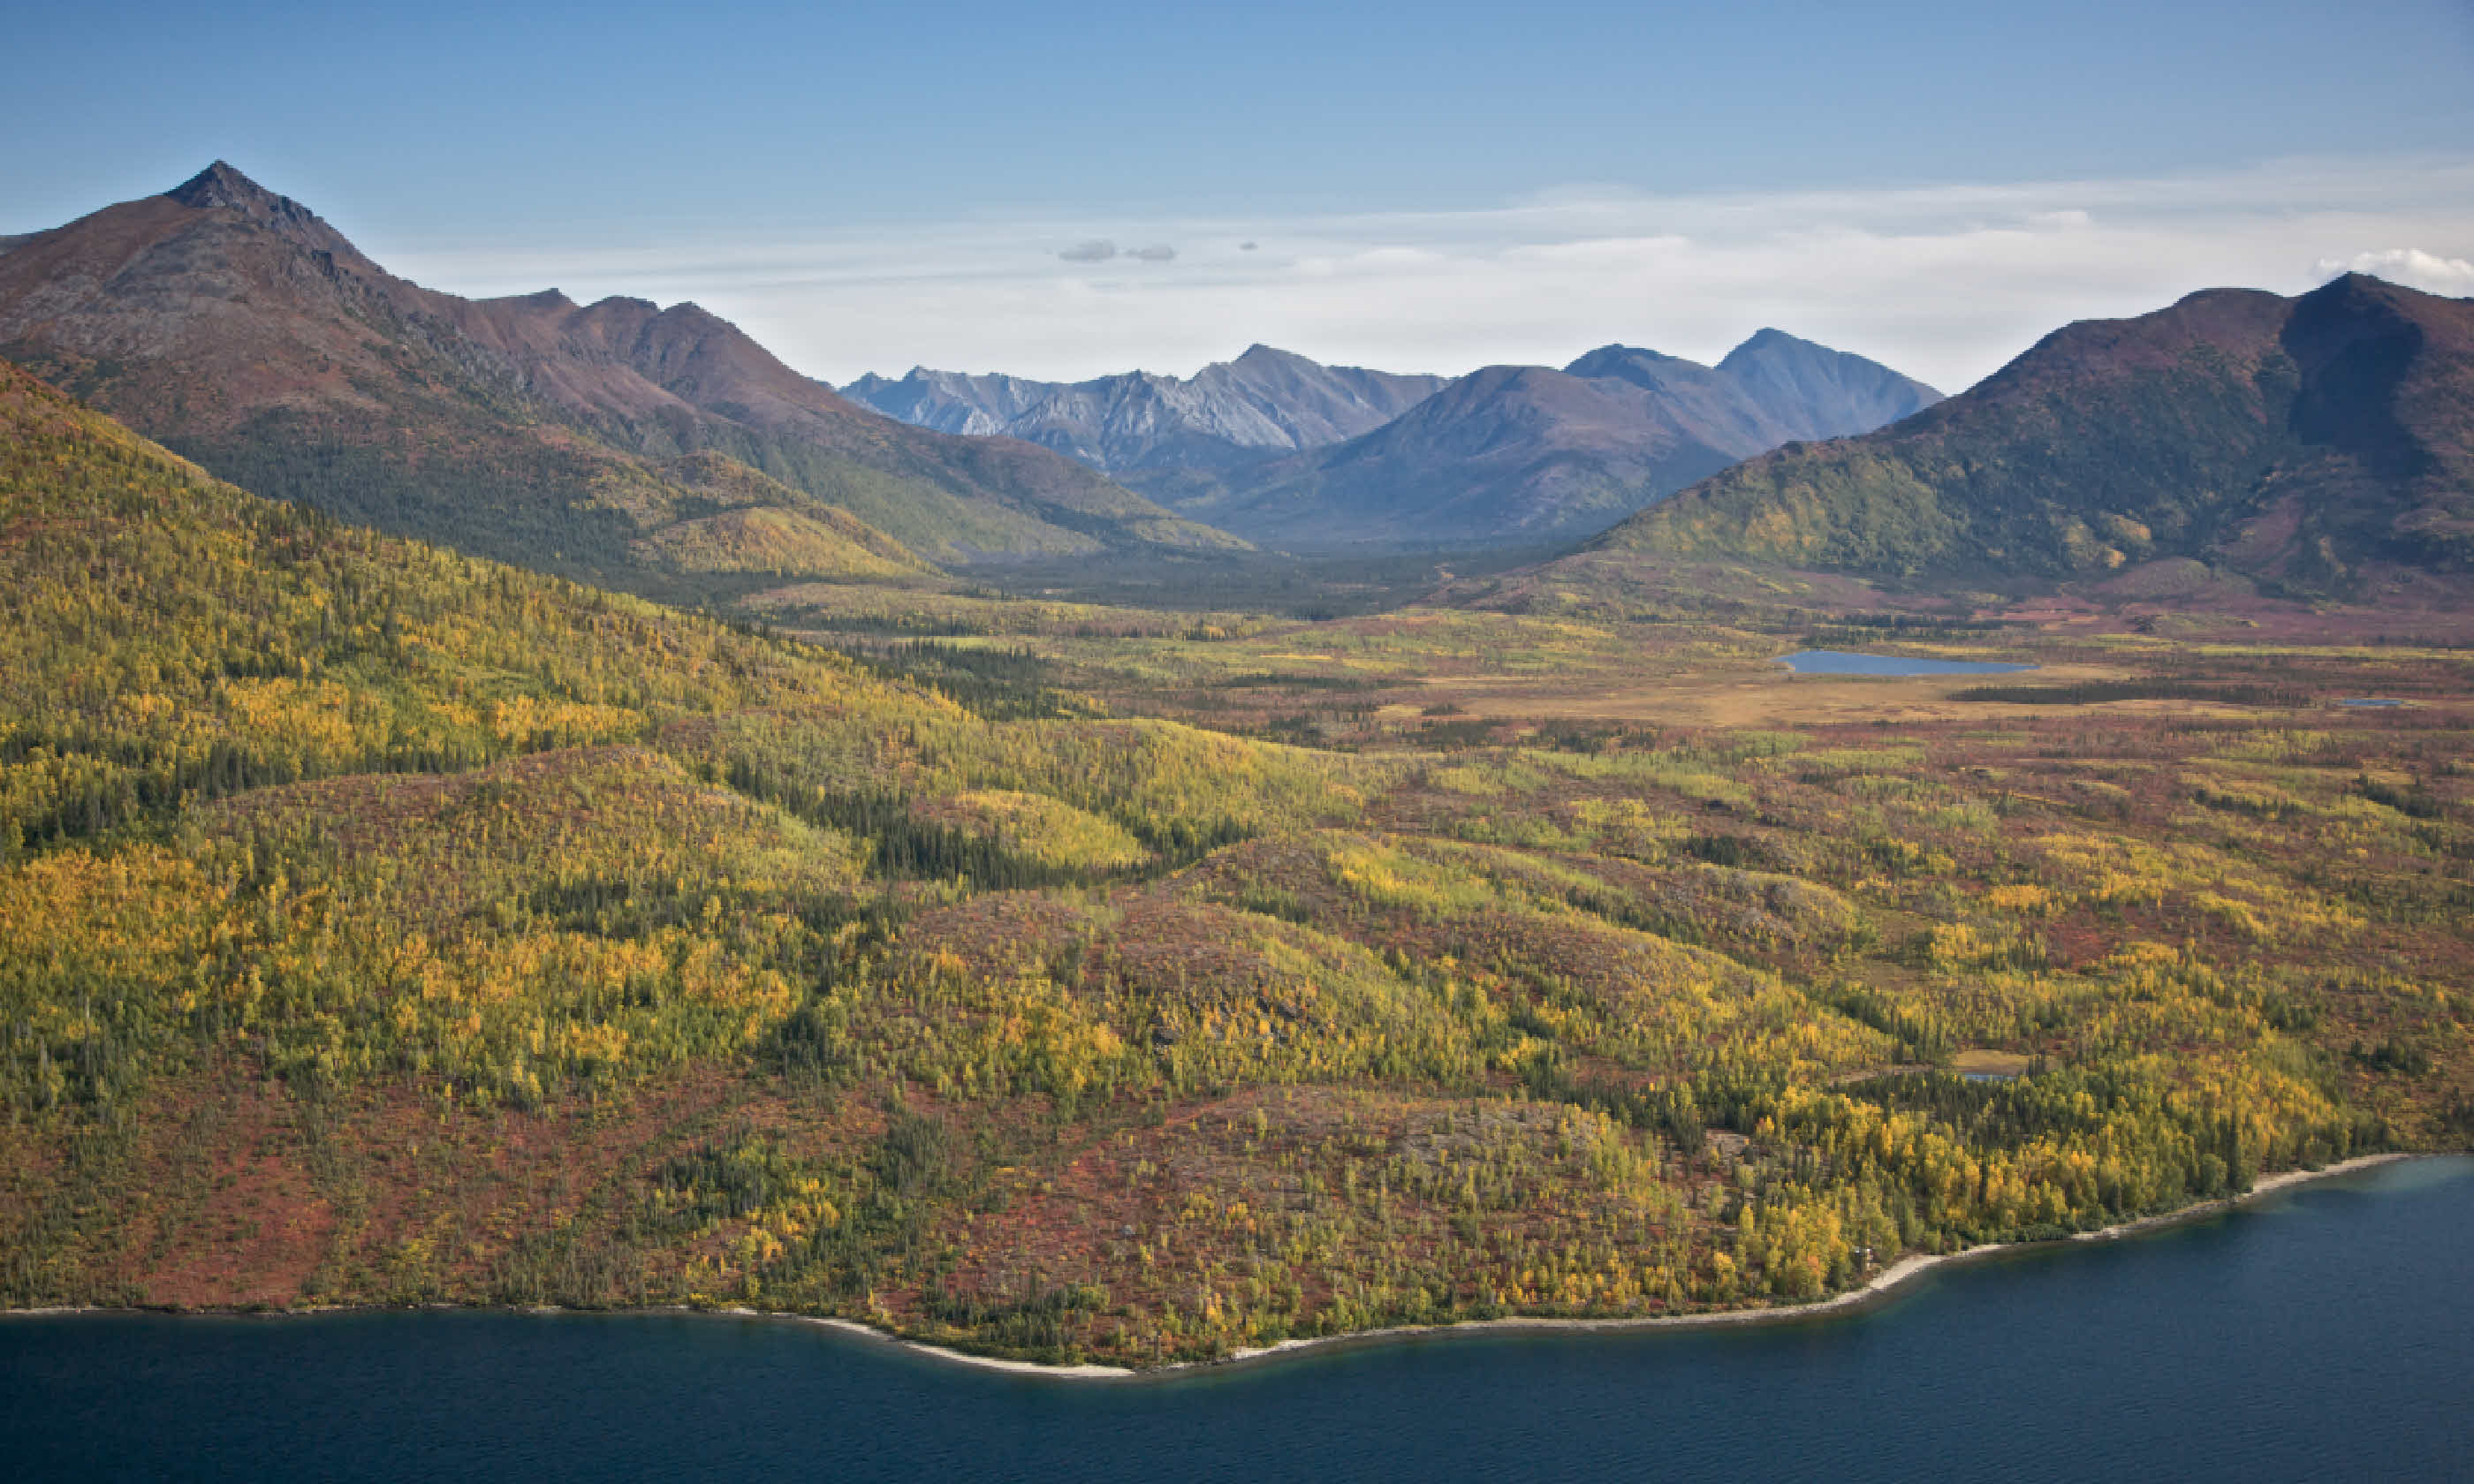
[843,346,1446,476]
[0,163,1241,586]
[1149,330,1941,550]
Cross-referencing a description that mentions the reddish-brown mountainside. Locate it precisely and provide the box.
[0,163,1238,579]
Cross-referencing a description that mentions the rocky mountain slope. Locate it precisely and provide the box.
[1164,331,1939,551]
[1708,328,1947,443]
[843,344,1446,477]
[1590,275,2474,593]
[0,163,1238,585]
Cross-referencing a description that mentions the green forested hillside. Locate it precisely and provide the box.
[0,367,864,851]
[0,360,1348,1103]
[2,363,2468,1367]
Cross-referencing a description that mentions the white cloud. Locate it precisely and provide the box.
[385,153,2474,393]
[2312,246,2474,295]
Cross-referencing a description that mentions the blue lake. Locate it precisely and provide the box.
[4,1158,2470,1483]
[1779,648,2036,677]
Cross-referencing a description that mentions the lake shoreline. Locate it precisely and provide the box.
[1147,1152,2419,1381]
[0,1153,2418,1380]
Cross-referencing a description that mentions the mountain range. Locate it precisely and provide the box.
[1589,273,2474,595]
[0,163,1238,592]
[0,163,1957,572]
[1150,331,1942,550]
[841,346,1446,477]
[852,333,1939,554]
[8,163,2462,600]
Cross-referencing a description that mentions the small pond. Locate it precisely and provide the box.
[1778,649,2036,678]
[2337,699,2407,708]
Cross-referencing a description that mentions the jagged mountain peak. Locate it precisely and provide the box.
[1710,329,1944,441]
[841,349,1449,474]
[1230,343,1316,368]
[150,160,368,272]
[164,161,318,228]
[167,160,271,208]
[2310,270,2432,305]
[1723,326,1810,355]
[1718,326,1918,379]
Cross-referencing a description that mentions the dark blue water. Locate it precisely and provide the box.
[2339,698,2407,708]
[1780,648,2035,677]
[5,1159,2469,1483]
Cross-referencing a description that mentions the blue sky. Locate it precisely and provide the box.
[7,0,2473,388]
